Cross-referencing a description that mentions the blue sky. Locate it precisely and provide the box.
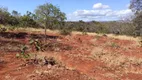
[0,0,133,21]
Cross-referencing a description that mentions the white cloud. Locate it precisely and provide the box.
[93,3,110,9]
[67,3,133,21]
[67,9,133,21]
[73,9,112,17]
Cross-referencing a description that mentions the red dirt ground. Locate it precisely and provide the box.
[0,31,142,80]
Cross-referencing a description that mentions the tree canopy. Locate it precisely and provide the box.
[130,0,142,14]
[35,3,66,28]
[130,0,142,36]
[35,3,66,41]
[0,7,10,24]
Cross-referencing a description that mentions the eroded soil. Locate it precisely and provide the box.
[0,31,142,80]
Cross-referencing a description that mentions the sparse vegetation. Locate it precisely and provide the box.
[44,56,58,66]
[110,42,119,48]
[29,39,43,51]
[16,45,30,59]
[0,1,142,80]
[0,5,138,37]
[60,28,72,35]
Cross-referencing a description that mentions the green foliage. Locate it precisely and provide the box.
[16,45,30,59]
[35,3,66,41]
[20,15,36,27]
[29,39,43,51]
[0,6,39,28]
[19,11,39,28]
[35,3,66,28]
[0,7,10,24]
[8,16,20,26]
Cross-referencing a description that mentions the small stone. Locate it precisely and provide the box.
[48,64,52,69]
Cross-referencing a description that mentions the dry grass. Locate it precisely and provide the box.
[91,47,142,74]
[73,31,139,41]
[5,26,139,42]
[73,31,141,47]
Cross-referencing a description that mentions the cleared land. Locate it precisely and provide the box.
[0,29,142,80]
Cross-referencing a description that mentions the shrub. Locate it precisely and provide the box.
[16,45,30,59]
[29,39,43,51]
[60,29,72,35]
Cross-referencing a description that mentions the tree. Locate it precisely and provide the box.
[12,10,21,17]
[0,8,20,26]
[0,7,10,24]
[130,0,142,14]
[130,0,142,36]
[8,15,19,26]
[20,11,38,27]
[7,10,21,26]
[133,12,142,36]
[35,3,66,42]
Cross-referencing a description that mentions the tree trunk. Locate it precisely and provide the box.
[45,21,47,43]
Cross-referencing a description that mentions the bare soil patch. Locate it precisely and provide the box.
[0,31,142,80]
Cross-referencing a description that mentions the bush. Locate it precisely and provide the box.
[16,45,30,59]
[0,7,10,24]
[60,29,72,35]
[8,16,20,26]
